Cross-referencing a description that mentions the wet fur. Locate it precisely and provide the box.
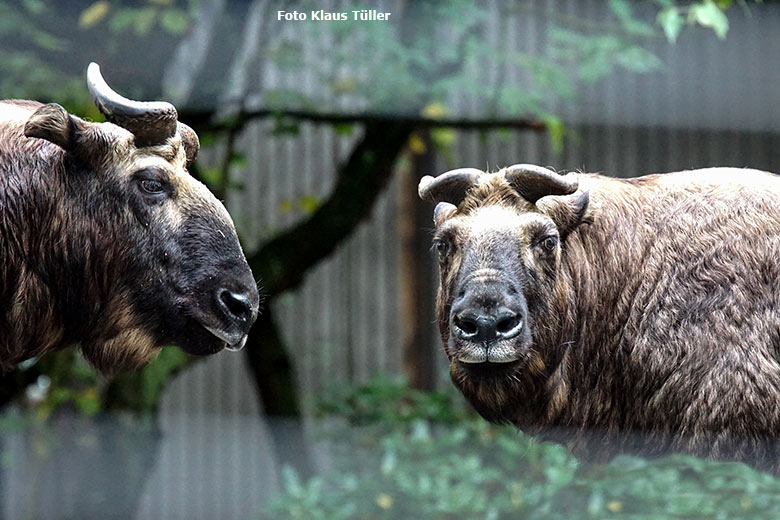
[435,168,780,472]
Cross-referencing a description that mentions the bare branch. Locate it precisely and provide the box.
[184,108,547,133]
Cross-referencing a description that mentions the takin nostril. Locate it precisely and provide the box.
[496,312,522,339]
[453,314,479,339]
[218,289,253,323]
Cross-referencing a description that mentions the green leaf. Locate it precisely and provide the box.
[74,388,100,416]
[133,7,158,37]
[22,0,44,15]
[79,1,109,29]
[609,0,632,22]
[543,115,565,156]
[333,122,355,136]
[110,9,136,32]
[431,128,456,151]
[657,7,684,43]
[160,9,189,35]
[689,0,730,39]
[617,46,663,73]
[609,0,655,36]
[30,31,67,52]
[299,195,321,214]
[282,465,303,495]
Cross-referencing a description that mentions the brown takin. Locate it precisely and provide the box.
[0,63,259,375]
[419,164,780,472]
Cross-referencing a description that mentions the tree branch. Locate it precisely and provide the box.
[248,121,414,298]
[184,109,547,134]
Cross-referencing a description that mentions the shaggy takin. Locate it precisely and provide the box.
[419,164,780,471]
[0,63,259,374]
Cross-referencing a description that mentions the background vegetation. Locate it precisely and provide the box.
[266,378,780,519]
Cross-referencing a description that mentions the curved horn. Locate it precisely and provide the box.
[418,168,483,205]
[86,62,178,147]
[503,164,578,204]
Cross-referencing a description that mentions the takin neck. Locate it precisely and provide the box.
[532,177,659,433]
[0,134,136,371]
[0,132,69,368]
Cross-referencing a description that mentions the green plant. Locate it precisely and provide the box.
[316,376,467,426]
[265,418,577,520]
[267,378,578,519]
[263,377,780,520]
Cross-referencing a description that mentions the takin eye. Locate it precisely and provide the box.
[432,238,451,260]
[133,168,171,197]
[139,179,164,194]
[539,236,558,252]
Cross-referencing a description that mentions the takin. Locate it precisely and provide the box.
[0,63,259,375]
[419,164,780,472]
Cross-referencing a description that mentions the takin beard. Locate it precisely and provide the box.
[1,265,159,375]
[1,205,160,375]
[448,354,550,426]
[78,297,159,376]
[437,270,575,428]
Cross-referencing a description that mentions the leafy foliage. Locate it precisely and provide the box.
[655,0,760,43]
[102,347,190,412]
[316,375,467,425]
[12,346,191,417]
[264,0,747,122]
[545,455,780,519]
[265,419,577,520]
[0,0,194,109]
[264,378,780,520]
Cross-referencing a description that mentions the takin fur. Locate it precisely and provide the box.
[421,165,780,473]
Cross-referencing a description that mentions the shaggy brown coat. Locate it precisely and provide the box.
[0,94,258,374]
[430,167,780,472]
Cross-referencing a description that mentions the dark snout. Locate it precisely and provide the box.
[218,289,255,325]
[449,276,529,364]
[452,307,524,343]
[207,267,260,351]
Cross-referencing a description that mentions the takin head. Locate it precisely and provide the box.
[1,63,259,374]
[418,165,590,419]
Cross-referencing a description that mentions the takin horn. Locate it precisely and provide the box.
[418,168,483,205]
[86,62,178,147]
[502,164,579,204]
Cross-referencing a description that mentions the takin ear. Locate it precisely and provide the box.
[536,190,591,238]
[178,122,200,165]
[24,103,86,151]
[433,202,457,227]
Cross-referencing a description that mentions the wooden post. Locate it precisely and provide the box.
[398,130,438,391]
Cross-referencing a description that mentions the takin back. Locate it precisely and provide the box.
[0,63,259,375]
[419,164,780,472]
